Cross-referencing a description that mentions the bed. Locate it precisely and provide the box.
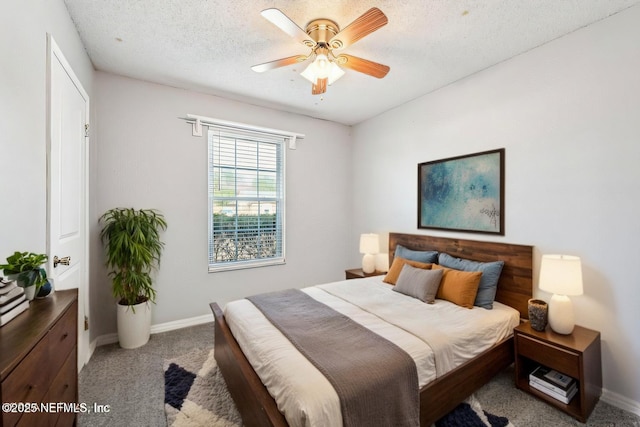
[210,233,533,426]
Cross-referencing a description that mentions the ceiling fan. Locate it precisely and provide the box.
[251,7,390,95]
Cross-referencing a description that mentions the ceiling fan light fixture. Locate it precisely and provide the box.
[255,8,389,94]
[301,53,328,81]
[327,62,345,85]
[300,63,317,84]
[301,55,345,86]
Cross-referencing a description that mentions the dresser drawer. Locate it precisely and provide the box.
[46,349,78,427]
[15,403,51,427]
[48,302,77,376]
[1,335,51,427]
[517,333,580,378]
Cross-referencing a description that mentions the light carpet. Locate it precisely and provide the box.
[164,349,513,427]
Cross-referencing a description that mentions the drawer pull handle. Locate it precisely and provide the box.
[61,332,68,340]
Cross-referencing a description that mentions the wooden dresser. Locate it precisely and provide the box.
[0,289,78,427]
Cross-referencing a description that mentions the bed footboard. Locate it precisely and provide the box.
[210,302,287,427]
[420,335,514,425]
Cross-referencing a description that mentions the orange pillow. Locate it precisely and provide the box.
[383,257,432,285]
[432,265,482,309]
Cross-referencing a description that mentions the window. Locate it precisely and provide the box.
[208,126,285,271]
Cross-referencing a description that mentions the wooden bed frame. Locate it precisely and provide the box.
[210,233,533,426]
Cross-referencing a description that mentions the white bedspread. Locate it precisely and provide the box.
[224,276,519,427]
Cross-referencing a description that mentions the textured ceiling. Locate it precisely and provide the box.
[63,0,639,125]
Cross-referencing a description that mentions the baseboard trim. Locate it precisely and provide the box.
[602,388,640,417]
[94,332,118,347]
[150,313,213,334]
[92,313,214,349]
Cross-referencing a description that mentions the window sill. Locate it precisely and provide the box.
[208,258,285,273]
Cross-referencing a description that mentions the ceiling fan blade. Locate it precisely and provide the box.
[312,78,327,95]
[261,8,316,48]
[335,54,390,78]
[328,8,388,50]
[251,55,309,73]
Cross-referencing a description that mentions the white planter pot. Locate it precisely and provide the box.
[24,285,37,301]
[116,301,152,349]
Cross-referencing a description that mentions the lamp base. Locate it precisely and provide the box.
[362,253,376,274]
[548,294,575,335]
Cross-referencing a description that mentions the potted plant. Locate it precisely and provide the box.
[100,208,167,349]
[0,251,48,300]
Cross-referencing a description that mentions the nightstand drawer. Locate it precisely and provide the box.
[517,334,580,378]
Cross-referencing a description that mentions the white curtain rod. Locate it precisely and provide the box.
[180,114,305,149]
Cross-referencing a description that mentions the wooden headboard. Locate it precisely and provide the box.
[389,233,533,319]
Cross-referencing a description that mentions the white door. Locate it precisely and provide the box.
[47,35,90,371]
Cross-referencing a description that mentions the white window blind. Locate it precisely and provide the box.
[208,126,285,271]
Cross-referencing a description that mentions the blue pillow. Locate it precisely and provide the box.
[395,244,439,264]
[438,252,504,309]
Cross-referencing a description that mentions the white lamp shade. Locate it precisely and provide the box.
[327,62,345,85]
[539,254,583,296]
[359,234,379,254]
[301,54,329,81]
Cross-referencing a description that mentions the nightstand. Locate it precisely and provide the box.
[514,322,602,422]
[345,268,386,280]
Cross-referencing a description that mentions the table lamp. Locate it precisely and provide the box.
[538,254,583,335]
[359,234,379,274]
[375,253,390,273]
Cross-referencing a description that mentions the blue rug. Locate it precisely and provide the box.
[164,349,513,427]
[435,397,513,427]
[165,363,197,411]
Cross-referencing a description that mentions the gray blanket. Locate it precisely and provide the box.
[247,288,419,427]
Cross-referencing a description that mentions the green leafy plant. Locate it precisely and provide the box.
[0,251,49,290]
[99,208,167,306]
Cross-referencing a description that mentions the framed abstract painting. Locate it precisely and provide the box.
[418,149,504,235]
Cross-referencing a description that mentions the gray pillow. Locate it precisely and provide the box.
[395,244,439,264]
[393,264,443,303]
[438,252,504,309]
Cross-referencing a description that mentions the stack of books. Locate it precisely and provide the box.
[0,279,30,326]
[529,365,578,404]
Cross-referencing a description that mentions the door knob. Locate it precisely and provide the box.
[53,256,71,267]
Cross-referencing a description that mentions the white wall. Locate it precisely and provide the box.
[351,5,640,412]
[92,72,352,338]
[0,2,93,269]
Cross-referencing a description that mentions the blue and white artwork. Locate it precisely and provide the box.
[419,149,504,234]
